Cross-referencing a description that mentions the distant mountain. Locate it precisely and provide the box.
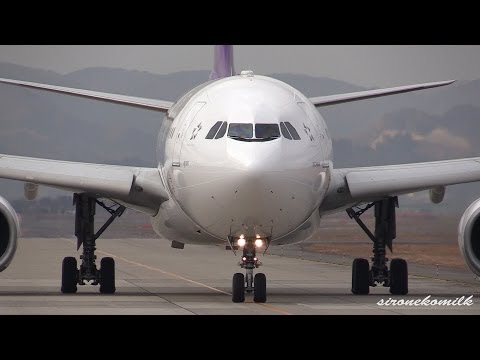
[331,105,480,214]
[0,62,479,213]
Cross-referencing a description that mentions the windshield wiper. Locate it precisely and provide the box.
[257,136,280,141]
[228,136,279,142]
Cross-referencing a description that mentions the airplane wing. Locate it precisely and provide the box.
[0,77,174,112]
[327,157,480,210]
[309,80,455,107]
[0,154,169,215]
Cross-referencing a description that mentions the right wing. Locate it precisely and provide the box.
[309,80,455,107]
[323,157,480,213]
[0,77,174,113]
[0,154,169,215]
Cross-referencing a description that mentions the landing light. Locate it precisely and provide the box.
[237,238,246,247]
[256,234,261,239]
[255,239,263,248]
[242,257,247,261]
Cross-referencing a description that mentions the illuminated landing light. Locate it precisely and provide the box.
[256,234,261,239]
[255,239,263,248]
[237,238,246,247]
[254,257,258,261]
[242,257,247,261]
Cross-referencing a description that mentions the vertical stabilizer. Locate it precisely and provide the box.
[210,45,235,80]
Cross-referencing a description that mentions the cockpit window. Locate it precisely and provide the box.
[228,123,253,139]
[215,122,228,139]
[280,122,292,140]
[255,124,280,139]
[206,121,228,140]
[284,122,301,140]
[206,121,223,139]
[207,122,299,142]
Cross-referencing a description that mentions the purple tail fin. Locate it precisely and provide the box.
[209,45,235,80]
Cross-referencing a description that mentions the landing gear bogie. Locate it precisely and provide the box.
[347,197,409,295]
[60,193,124,295]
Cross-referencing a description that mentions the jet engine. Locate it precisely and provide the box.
[458,198,480,275]
[0,196,19,272]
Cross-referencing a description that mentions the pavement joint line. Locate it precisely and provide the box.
[270,252,480,287]
[123,278,197,315]
[63,238,230,296]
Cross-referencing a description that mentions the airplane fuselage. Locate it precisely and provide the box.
[151,73,333,245]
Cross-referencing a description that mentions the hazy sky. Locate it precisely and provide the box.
[0,45,479,88]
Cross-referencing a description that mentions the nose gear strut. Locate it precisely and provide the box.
[230,238,267,303]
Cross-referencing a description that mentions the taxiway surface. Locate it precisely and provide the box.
[0,238,478,315]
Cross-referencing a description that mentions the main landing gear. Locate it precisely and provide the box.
[346,196,408,296]
[232,239,267,303]
[61,193,125,294]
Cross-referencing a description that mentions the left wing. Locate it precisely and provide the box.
[323,157,480,211]
[0,154,169,215]
[0,78,174,112]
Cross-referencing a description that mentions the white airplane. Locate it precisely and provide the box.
[0,45,477,303]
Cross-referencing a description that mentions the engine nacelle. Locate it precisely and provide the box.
[0,196,18,272]
[458,198,480,275]
[429,186,446,204]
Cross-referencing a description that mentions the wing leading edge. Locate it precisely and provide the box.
[0,154,169,215]
[0,77,174,112]
[309,80,455,107]
[323,158,480,212]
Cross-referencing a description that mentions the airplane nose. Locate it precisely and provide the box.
[171,138,323,240]
[224,141,302,224]
[227,141,282,171]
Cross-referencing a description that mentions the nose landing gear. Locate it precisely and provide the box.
[231,239,267,303]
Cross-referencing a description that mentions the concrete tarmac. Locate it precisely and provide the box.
[0,238,479,315]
